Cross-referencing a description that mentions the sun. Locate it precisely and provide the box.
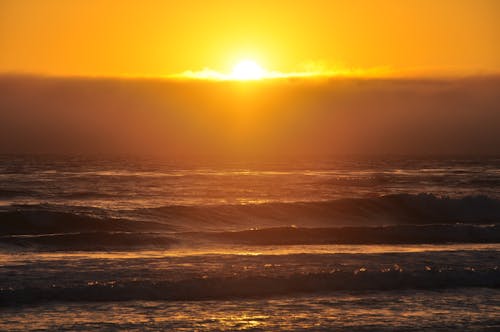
[230,60,266,80]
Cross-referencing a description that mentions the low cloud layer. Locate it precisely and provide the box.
[0,75,499,157]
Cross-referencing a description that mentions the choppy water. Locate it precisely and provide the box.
[1,155,499,330]
[1,155,499,209]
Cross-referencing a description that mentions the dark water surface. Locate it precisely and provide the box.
[1,156,499,330]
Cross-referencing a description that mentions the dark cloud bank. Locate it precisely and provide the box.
[0,75,499,157]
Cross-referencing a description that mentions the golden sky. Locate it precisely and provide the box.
[0,0,499,77]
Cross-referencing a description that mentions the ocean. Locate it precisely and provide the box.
[0,155,499,331]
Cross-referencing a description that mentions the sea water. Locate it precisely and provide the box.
[0,155,499,330]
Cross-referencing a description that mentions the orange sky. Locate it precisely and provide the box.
[1,0,499,77]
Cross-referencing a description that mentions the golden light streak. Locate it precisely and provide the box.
[173,61,391,81]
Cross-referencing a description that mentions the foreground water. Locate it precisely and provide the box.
[1,244,499,330]
[0,156,499,330]
[2,289,499,331]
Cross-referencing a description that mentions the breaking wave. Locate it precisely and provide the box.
[136,193,500,229]
[0,194,499,249]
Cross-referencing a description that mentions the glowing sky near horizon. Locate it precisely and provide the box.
[0,0,499,78]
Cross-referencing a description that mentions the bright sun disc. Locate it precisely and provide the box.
[231,60,265,80]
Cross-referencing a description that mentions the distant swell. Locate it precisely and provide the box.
[2,269,499,304]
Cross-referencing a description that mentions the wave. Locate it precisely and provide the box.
[0,232,177,250]
[0,194,499,241]
[1,224,498,251]
[0,188,34,198]
[136,194,500,230]
[201,224,500,245]
[0,209,172,236]
[2,268,498,304]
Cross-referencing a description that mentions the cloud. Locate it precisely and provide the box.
[0,74,499,156]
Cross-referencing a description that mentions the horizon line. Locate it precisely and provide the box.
[1,70,500,82]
